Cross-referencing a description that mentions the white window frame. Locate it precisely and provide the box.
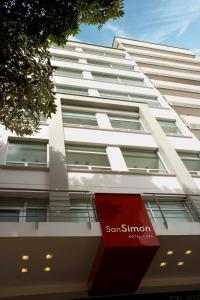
[92,72,144,87]
[5,140,48,167]
[179,152,200,175]
[98,90,160,107]
[62,110,98,128]
[56,85,89,96]
[108,114,145,132]
[158,119,182,135]
[65,145,111,171]
[120,148,167,174]
[82,48,125,59]
[54,67,83,79]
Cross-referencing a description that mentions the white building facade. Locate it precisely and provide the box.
[0,38,200,299]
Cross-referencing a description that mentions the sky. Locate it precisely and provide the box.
[70,0,200,56]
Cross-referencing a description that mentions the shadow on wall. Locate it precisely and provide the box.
[67,170,185,195]
[49,145,69,190]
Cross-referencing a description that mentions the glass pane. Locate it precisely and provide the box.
[26,209,47,222]
[163,211,193,222]
[6,142,47,164]
[121,150,164,170]
[99,91,129,100]
[62,111,98,127]
[159,120,182,134]
[83,48,125,59]
[87,60,134,71]
[179,152,200,171]
[129,95,160,107]
[66,146,110,168]
[159,202,186,209]
[109,115,143,131]
[0,209,20,222]
[93,73,118,83]
[56,85,88,96]
[111,63,134,71]
[87,60,110,68]
[120,77,144,86]
[54,68,82,78]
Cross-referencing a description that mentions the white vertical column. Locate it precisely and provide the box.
[107,147,128,171]
[88,89,99,97]
[48,97,68,190]
[83,71,93,80]
[96,113,112,129]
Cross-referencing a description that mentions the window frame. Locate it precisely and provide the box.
[6,140,48,167]
[65,145,111,171]
[92,72,144,87]
[120,148,167,174]
[108,113,145,132]
[54,67,83,79]
[179,151,200,174]
[62,109,98,128]
[98,90,160,107]
[157,119,182,135]
[56,85,89,96]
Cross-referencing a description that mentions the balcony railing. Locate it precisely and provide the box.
[5,161,48,167]
[0,188,199,228]
[66,164,111,171]
[128,168,168,174]
[142,193,200,228]
[0,188,97,223]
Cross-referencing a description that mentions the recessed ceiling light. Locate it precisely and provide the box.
[185,249,192,255]
[177,261,184,266]
[22,255,29,260]
[44,267,51,272]
[167,250,173,255]
[160,262,167,267]
[21,268,28,273]
[46,254,53,260]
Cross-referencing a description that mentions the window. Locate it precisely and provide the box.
[82,48,125,59]
[121,149,166,173]
[56,85,88,96]
[98,90,160,107]
[54,67,83,79]
[108,114,144,131]
[51,54,79,63]
[6,141,47,166]
[0,198,48,222]
[179,152,200,174]
[66,145,111,171]
[26,209,47,222]
[158,119,182,135]
[62,110,98,127]
[92,72,144,86]
[0,209,20,222]
[87,59,134,71]
[145,201,194,223]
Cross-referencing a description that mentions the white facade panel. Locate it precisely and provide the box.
[64,127,157,148]
[68,172,183,194]
[0,168,49,189]
[168,136,200,151]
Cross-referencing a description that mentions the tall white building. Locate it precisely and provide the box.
[0,37,200,299]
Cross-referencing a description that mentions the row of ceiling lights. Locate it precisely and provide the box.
[160,249,192,268]
[21,254,53,273]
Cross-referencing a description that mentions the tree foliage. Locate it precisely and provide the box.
[0,0,124,135]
